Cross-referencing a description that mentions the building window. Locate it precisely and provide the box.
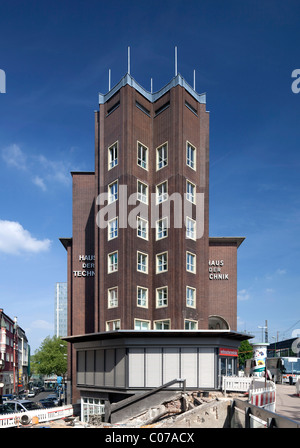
[108,141,118,169]
[108,287,118,308]
[186,286,196,308]
[186,180,196,204]
[186,217,196,240]
[137,180,148,204]
[156,252,168,273]
[137,142,148,170]
[137,287,148,308]
[156,181,168,204]
[137,216,148,240]
[137,251,148,273]
[156,287,168,308]
[154,319,170,330]
[82,398,105,424]
[186,252,196,273]
[156,217,168,240]
[106,319,121,331]
[184,320,198,330]
[134,319,150,330]
[108,180,118,203]
[156,142,168,170]
[108,217,118,240]
[108,251,118,273]
[187,141,196,170]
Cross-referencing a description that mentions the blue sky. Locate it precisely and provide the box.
[0,0,300,352]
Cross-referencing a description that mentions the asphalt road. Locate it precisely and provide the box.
[275,383,300,423]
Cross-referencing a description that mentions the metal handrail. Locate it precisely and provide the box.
[230,398,300,428]
[110,378,186,414]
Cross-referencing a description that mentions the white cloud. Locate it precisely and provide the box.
[237,289,250,301]
[2,143,72,191]
[0,220,51,255]
[1,144,27,170]
[32,175,47,191]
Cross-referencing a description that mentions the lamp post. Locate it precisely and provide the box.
[272,336,277,357]
[258,325,267,343]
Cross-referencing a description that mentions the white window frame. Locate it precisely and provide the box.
[108,251,118,273]
[186,217,196,240]
[156,252,168,274]
[186,286,196,308]
[186,251,196,274]
[137,180,148,204]
[184,319,198,330]
[108,287,118,308]
[137,216,148,240]
[154,319,170,330]
[186,180,196,204]
[137,251,148,274]
[108,217,118,240]
[156,180,168,204]
[108,179,118,204]
[108,141,118,170]
[186,141,196,170]
[137,286,148,308]
[156,142,168,170]
[156,217,168,240]
[137,141,148,170]
[134,319,151,330]
[106,319,121,331]
[156,286,168,308]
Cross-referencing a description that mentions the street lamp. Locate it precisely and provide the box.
[258,325,267,343]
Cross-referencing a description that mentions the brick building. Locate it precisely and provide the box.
[61,68,251,421]
[0,309,28,397]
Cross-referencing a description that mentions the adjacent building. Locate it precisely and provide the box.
[61,67,251,418]
[55,282,68,338]
[0,309,29,397]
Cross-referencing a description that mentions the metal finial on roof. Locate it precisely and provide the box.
[128,46,130,75]
[175,46,178,76]
[109,69,111,91]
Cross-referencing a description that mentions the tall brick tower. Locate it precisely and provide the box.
[60,66,245,406]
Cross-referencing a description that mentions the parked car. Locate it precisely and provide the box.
[45,394,59,406]
[1,400,42,414]
[39,399,56,408]
[27,390,36,398]
[1,394,15,401]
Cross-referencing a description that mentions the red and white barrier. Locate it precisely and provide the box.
[0,404,73,428]
[249,386,276,412]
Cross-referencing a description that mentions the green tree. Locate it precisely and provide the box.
[31,336,67,377]
[238,340,253,369]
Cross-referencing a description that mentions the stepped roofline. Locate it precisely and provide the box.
[98,72,206,105]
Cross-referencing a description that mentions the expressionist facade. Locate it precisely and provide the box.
[61,69,250,416]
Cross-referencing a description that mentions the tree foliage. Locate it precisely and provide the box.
[31,336,67,377]
[238,340,253,368]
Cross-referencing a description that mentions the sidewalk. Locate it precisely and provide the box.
[275,384,300,423]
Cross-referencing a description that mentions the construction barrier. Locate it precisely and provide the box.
[249,386,276,412]
[296,378,300,397]
[0,404,74,428]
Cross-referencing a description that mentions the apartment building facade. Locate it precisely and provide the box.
[0,309,29,397]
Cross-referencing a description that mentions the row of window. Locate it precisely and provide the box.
[108,178,197,205]
[108,140,196,172]
[107,285,197,309]
[106,318,198,331]
[108,216,197,241]
[108,250,196,275]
